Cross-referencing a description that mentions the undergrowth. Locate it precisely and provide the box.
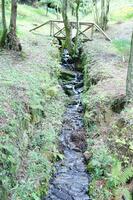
[82,28,133,199]
[88,145,133,200]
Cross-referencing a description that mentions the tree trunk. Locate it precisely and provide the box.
[6,0,22,51]
[92,0,110,30]
[100,0,110,31]
[74,0,80,55]
[126,31,133,100]
[0,0,7,47]
[100,0,105,29]
[62,0,72,55]
[92,0,99,25]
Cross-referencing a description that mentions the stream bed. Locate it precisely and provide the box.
[44,50,91,200]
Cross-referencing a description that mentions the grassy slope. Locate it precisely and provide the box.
[0,4,67,200]
[82,0,133,199]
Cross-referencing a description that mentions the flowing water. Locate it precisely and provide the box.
[44,50,91,200]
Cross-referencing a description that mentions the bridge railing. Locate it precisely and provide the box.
[29,20,111,42]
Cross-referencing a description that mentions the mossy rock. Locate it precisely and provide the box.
[87,162,94,172]
[59,69,75,81]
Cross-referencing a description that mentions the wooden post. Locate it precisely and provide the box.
[53,22,54,36]
[90,25,94,40]
[50,21,52,36]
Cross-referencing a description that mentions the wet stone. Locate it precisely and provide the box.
[51,189,73,200]
[73,196,91,200]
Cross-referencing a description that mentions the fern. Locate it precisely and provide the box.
[114,186,132,200]
[119,166,133,185]
[107,161,133,188]
[107,160,122,188]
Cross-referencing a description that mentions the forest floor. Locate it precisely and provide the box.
[83,19,133,199]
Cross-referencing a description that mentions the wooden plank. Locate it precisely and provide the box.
[54,36,66,40]
[80,24,93,34]
[51,20,64,23]
[50,20,94,26]
[82,38,92,43]
[79,22,94,26]
[29,20,94,32]
[94,23,111,41]
[54,23,61,31]
[78,29,90,40]
[54,23,67,36]
[29,20,50,32]
[54,27,65,37]
[54,23,66,36]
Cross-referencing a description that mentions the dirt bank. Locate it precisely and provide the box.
[82,21,133,200]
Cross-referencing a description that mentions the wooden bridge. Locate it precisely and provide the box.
[30,20,111,42]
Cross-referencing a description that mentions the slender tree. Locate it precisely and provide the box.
[74,0,81,54]
[62,0,72,54]
[126,31,133,100]
[92,0,110,30]
[0,0,7,47]
[92,0,99,25]
[6,0,22,51]
[100,0,110,31]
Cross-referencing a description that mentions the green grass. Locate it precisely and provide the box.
[0,43,67,199]
[112,39,130,59]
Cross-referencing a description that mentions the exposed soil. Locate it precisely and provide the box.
[83,20,133,165]
[84,21,133,114]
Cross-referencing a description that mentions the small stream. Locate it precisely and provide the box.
[44,50,91,200]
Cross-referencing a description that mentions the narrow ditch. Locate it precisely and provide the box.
[43,49,91,200]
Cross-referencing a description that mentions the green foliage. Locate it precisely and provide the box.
[87,146,113,178]
[107,161,133,188]
[89,180,112,200]
[114,187,132,200]
[110,4,133,21]
[88,145,133,200]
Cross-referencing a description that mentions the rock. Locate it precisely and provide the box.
[62,84,75,96]
[75,81,84,89]
[83,151,92,162]
[72,147,82,152]
[71,130,87,151]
